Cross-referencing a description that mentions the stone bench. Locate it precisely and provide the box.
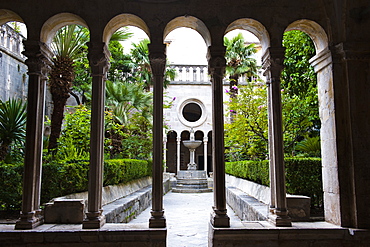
[226,175,311,222]
[44,175,171,224]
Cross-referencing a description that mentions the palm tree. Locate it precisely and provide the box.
[105,80,152,125]
[129,39,176,91]
[48,25,132,151]
[224,33,258,98]
[0,98,27,161]
[48,24,89,151]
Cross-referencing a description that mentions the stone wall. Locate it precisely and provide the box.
[0,24,27,101]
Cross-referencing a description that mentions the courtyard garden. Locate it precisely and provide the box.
[0,25,322,216]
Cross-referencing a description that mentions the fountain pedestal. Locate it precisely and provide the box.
[172,170,212,193]
[172,128,212,193]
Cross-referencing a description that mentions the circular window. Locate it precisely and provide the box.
[178,98,207,127]
[182,103,202,122]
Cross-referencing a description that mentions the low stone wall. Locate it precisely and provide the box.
[45,175,172,224]
[226,186,268,221]
[226,174,311,221]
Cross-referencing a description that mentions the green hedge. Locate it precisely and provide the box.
[0,159,152,210]
[226,158,323,207]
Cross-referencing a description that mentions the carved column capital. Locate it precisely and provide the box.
[262,47,285,85]
[207,46,226,79]
[87,42,110,77]
[23,40,53,79]
[148,44,167,77]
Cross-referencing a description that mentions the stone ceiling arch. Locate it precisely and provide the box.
[103,14,150,44]
[40,13,88,44]
[0,9,24,25]
[285,19,328,54]
[164,16,211,47]
[225,18,270,54]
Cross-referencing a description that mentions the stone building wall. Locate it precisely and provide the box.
[0,24,27,101]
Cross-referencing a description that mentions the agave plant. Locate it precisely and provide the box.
[0,98,27,161]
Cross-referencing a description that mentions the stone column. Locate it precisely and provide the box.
[262,47,291,227]
[82,42,110,229]
[203,136,208,173]
[148,43,166,228]
[177,136,181,173]
[207,46,230,227]
[163,135,167,173]
[15,41,52,230]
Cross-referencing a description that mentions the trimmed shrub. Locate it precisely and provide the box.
[225,160,269,186]
[285,158,322,207]
[0,159,152,210]
[226,158,322,207]
[0,162,23,210]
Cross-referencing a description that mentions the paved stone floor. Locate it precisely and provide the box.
[128,191,243,247]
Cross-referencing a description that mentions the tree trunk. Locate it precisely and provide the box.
[229,74,239,99]
[47,57,74,151]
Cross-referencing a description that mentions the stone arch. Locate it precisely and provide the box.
[285,19,328,54]
[103,14,150,44]
[40,13,89,44]
[284,19,339,225]
[0,9,24,25]
[164,16,211,47]
[225,18,270,54]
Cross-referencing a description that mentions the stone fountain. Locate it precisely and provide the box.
[172,128,212,193]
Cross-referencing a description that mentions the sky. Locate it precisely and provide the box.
[120,26,261,65]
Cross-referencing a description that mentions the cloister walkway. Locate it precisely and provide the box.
[128,191,243,247]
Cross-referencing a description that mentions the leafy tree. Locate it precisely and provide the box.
[225,81,268,161]
[225,30,320,160]
[0,99,27,161]
[224,33,258,98]
[281,30,320,132]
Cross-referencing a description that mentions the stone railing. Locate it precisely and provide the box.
[168,64,209,83]
[168,64,255,85]
[0,24,26,59]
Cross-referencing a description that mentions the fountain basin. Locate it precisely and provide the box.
[182,140,202,149]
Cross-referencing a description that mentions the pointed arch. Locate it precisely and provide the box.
[103,14,150,43]
[225,18,270,54]
[164,16,211,47]
[0,9,24,25]
[40,13,89,44]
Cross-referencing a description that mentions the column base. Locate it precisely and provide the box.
[82,212,106,229]
[149,210,166,228]
[210,209,230,227]
[15,211,43,230]
[269,212,292,227]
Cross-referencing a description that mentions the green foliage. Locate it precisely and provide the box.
[225,159,270,186]
[225,81,268,160]
[281,30,320,138]
[226,158,323,207]
[285,158,323,206]
[0,158,152,210]
[225,30,320,159]
[224,33,259,97]
[104,159,152,186]
[0,98,27,161]
[295,136,321,157]
[0,162,23,210]
[120,112,153,160]
[105,80,152,125]
[54,105,91,161]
